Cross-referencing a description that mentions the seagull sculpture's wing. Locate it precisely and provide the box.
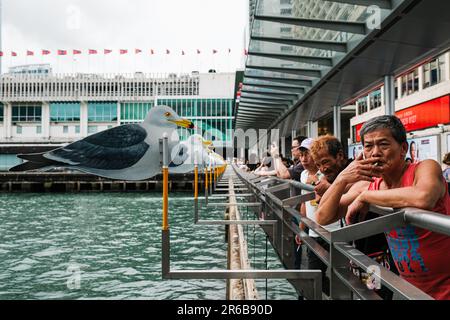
[44,124,149,170]
[169,143,189,168]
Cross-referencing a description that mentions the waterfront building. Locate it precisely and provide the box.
[0,70,236,171]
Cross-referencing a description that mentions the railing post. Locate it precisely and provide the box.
[161,136,170,278]
[205,167,209,205]
[194,165,199,223]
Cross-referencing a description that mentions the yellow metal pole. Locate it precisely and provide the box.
[162,166,169,231]
[194,165,198,200]
[205,168,209,191]
[210,167,212,187]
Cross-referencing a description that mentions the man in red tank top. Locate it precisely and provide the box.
[316,115,450,300]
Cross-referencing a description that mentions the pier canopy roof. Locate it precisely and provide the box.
[237,0,450,132]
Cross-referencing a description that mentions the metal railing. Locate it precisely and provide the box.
[159,138,323,300]
[233,165,450,300]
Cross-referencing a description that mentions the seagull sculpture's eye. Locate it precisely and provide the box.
[164,112,172,117]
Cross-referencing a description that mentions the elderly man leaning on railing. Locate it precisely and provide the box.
[315,115,450,300]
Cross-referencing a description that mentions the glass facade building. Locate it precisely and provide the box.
[0,72,236,170]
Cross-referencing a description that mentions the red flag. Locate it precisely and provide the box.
[166,49,170,55]
[120,49,128,55]
[89,49,98,55]
[150,49,155,55]
[0,51,3,57]
[42,50,51,55]
[196,49,201,54]
[135,49,142,54]
[73,50,82,55]
[57,50,67,56]
[27,50,34,56]
[213,49,218,54]
[12,51,18,57]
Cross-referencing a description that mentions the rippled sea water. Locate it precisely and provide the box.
[0,193,297,300]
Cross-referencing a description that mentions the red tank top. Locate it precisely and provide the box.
[369,162,450,300]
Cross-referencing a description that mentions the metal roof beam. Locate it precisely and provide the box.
[246,65,322,78]
[243,82,306,93]
[238,112,282,118]
[329,0,392,10]
[248,51,333,67]
[242,89,300,100]
[251,35,348,52]
[241,90,299,99]
[240,98,291,106]
[244,74,313,87]
[254,15,367,34]
[239,106,286,113]
[236,118,272,124]
[242,86,303,96]
[241,93,295,102]
[239,104,288,109]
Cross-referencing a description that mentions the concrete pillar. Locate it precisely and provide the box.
[117,101,121,126]
[333,105,341,140]
[42,102,50,139]
[4,102,12,139]
[80,101,88,137]
[307,121,313,138]
[418,66,424,92]
[280,136,286,158]
[445,52,450,82]
[384,75,395,115]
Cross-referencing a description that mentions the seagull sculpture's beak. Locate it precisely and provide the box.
[170,119,195,129]
[202,140,213,147]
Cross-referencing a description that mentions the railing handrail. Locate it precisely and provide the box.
[232,164,450,300]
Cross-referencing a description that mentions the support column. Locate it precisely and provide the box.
[80,101,88,137]
[384,75,395,116]
[117,101,121,126]
[445,52,450,82]
[280,136,286,158]
[333,105,341,140]
[5,102,12,139]
[307,121,313,138]
[42,102,50,139]
[418,66,424,92]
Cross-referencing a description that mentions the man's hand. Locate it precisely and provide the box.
[336,153,383,185]
[314,177,331,197]
[345,194,369,225]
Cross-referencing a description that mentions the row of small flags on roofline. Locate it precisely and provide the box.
[0,49,250,57]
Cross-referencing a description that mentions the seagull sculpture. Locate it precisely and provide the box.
[168,134,213,173]
[9,106,195,181]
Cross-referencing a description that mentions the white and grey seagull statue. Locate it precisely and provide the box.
[10,106,195,181]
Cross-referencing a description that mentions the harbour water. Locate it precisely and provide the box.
[0,193,297,300]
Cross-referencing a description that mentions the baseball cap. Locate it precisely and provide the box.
[299,138,313,151]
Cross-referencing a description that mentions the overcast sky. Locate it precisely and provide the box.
[1,0,249,74]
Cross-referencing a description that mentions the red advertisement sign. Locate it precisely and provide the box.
[396,95,450,132]
[353,95,450,142]
[355,123,364,143]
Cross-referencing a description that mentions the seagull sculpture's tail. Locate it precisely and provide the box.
[9,153,63,172]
